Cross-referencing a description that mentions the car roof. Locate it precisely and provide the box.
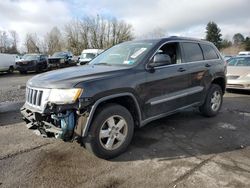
[160,36,212,44]
[134,36,212,45]
[235,55,250,57]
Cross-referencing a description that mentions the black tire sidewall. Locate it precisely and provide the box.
[8,66,14,73]
[200,84,223,117]
[85,104,134,159]
[19,70,27,74]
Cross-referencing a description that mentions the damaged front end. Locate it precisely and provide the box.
[21,105,89,141]
[21,86,91,141]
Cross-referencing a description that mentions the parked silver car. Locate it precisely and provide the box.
[226,55,250,90]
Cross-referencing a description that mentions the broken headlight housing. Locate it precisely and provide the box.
[48,88,82,104]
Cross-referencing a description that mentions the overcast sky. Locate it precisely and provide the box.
[0,0,250,49]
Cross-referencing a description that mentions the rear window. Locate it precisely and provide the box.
[182,42,203,62]
[200,44,219,60]
[227,57,250,66]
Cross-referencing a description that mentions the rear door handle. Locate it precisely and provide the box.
[205,63,211,67]
[178,67,186,72]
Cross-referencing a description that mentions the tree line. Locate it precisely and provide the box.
[205,21,250,51]
[1,17,249,55]
[0,30,18,54]
[0,15,134,55]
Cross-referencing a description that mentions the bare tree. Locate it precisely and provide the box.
[8,30,19,53]
[0,31,8,53]
[64,20,82,55]
[64,15,134,54]
[24,33,40,53]
[45,27,63,55]
[79,18,90,50]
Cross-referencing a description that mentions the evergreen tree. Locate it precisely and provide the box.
[205,21,222,49]
[221,39,232,49]
[245,37,250,51]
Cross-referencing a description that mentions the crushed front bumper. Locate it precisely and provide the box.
[21,102,89,140]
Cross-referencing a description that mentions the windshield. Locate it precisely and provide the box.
[81,53,96,59]
[22,54,39,61]
[89,40,158,66]
[52,52,68,58]
[227,57,250,66]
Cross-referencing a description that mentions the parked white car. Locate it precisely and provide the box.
[78,49,103,65]
[0,53,16,73]
[238,51,250,55]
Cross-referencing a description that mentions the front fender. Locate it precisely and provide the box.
[80,92,141,137]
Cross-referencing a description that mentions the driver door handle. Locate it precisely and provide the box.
[178,67,186,72]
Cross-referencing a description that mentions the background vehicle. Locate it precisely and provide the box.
[0,53,15,73]
[223,55,233,61]
[78,49,103,65]
[16,54,48,74]
[226,55,250,90]
[238,51,250,55]
[21,37,226,159]
[48,51,75,69]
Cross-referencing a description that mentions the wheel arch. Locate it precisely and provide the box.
[211,76,226,94]
[82,93,142,137]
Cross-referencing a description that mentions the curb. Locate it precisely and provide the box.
[0,101,24,113]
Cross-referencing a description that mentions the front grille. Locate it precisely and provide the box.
[26,88,43,106]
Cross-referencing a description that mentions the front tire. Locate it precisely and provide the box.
[199,84,223,117]
[84,104,134,159]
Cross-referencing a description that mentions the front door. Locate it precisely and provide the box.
[142,42,190,118]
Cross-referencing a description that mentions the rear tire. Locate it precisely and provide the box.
[84,104,134,159]
[35,65,42,73]
[19,70,27,74]
[8,66,14,74]
[199,84,223,117]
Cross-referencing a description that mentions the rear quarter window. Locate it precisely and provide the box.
[200,44,219,60]
[182,42,203,62]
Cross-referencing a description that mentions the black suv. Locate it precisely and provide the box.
[48,51,75,69]
[16,54,48,74]
[21,37,226,159]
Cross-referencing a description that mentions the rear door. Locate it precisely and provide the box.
[180,42,219,105]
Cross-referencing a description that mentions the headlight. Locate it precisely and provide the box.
[60,59,65,63]
[48,88,82,104]
[246,74,250,78]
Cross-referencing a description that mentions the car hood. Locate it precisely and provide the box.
[27,65,130,88]
[227,66,250,77]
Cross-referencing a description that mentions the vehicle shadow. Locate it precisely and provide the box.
[114,96,250,162]
[226,89,250,95]
[0,111,23,126]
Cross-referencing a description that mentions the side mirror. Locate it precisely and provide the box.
[151,53,171,67]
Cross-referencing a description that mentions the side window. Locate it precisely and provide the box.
[200,44,219,60]
[151,42,181,67]
[182,42,203,62]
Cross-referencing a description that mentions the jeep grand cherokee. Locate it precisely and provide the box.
[21,37,227,159]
